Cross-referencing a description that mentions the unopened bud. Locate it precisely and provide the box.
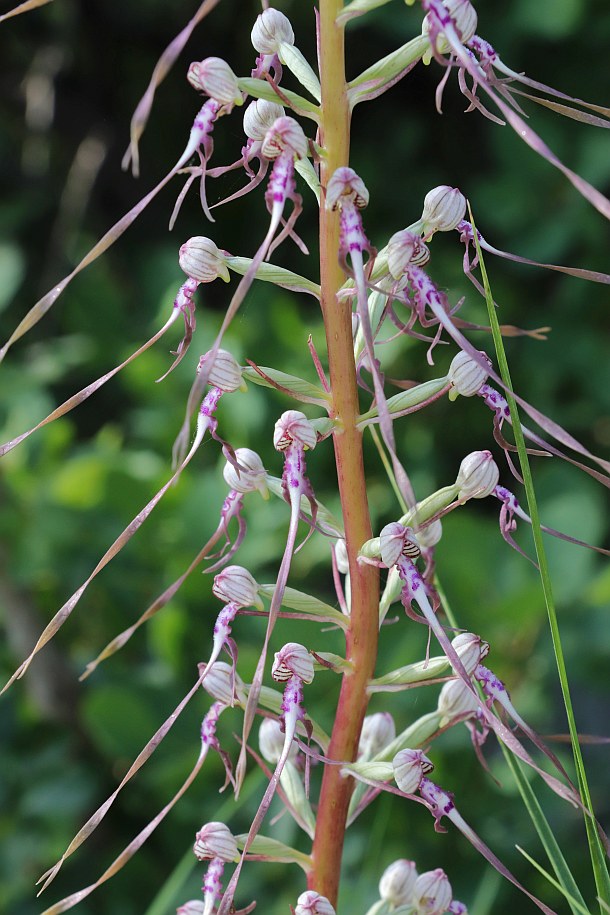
[295,890,336,915]
[261,116,308,160]
[455,450,499,500]
[393,747,434,794]
[193,822,238,862]
[379,859,418,907]
[334,538,349,574]
[179,236,230,284]
[212,565,261,609]
[451,632,489,675]
[243,98,285,141]
[198,348,243,393]
[187,57,242,106]
[200,661,246,706]
[273,410,317,451]
[448,350,491,399]
[379,522,421,568]
[259,717,298,764]
[421,185,467,233]
[412,869,453,915]
[416,518,443,549]
[423,0,478,46]
[223,448,268,496]
[438,678,480,722]
[326,166,369,211]
[387,229,430,278]
[359,712,396,758]
[272,642,314,684]
[251,8,295,55]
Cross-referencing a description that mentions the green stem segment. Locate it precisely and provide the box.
[309,2,380,907]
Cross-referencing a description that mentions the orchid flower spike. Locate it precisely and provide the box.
[217,643,314,915]
[328,165,416,507]
[236,411,318,793]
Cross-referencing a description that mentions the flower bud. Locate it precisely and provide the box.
[212,565,261,609]
[251,8,295,55]
[334,538,349,574]
[387,229,430,278]
[179,236,230,284]
[272,642,314,684]
[187,57,242,106]
[379,523,421,568]
[197,348,243,393]
[177,901,205,915]
[193,821,238,862]
[421,185,467,233]
[273,410,317,451]
[379,859,418,907]
[449,901,468,914]
[423,0,478,46]
[438,678,480,722]
[223,448,268,496]
[416,518,443,549]
[259,717,298,764]
[359,712,396,759]
[448,350,491,399]
[261,116,308,160]
[455,450,499,500]
[392,747,434,794]
[243,98,285,141]
[200,661,246,706]
[326,166,369,211]
[451,632,490,675]
[412,869,453,915]
[295,890,336,915]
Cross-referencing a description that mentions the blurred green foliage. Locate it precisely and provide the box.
[1,1,609,914]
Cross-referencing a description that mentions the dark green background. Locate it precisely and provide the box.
[1,1,610,913]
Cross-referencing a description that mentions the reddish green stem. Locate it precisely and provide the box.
[309,2,380,907]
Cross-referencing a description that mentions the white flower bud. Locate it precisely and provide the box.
[379,523,421,568]
[177,901,205,915]
[334,538,349,575]
[412,868,453,915]
[387,229,430,278]
[423,0,478,47]
[272,642,314,684]
[379,859,419,907]
[212,565,261,609]
[421,185,467,233]
[359,712,396,759]
[197,348,243,393]
[392,747,434,794]
[251,8,295,55]
[259,717,298,764]
[187,57,242,106]
[448,350,491,398]
[200,661,246,706]
[438,678,480,722]
[273,410,317,451]
[451,632,490,675]
[179,237,230,284]
[295,890,336,915]
[243,98,285,141]
[193,821,238,862]
[416,519,443,549]
[326,166,369,211]
[223,448,268,496]
[261,116,308,160]
[455,450,499,500]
